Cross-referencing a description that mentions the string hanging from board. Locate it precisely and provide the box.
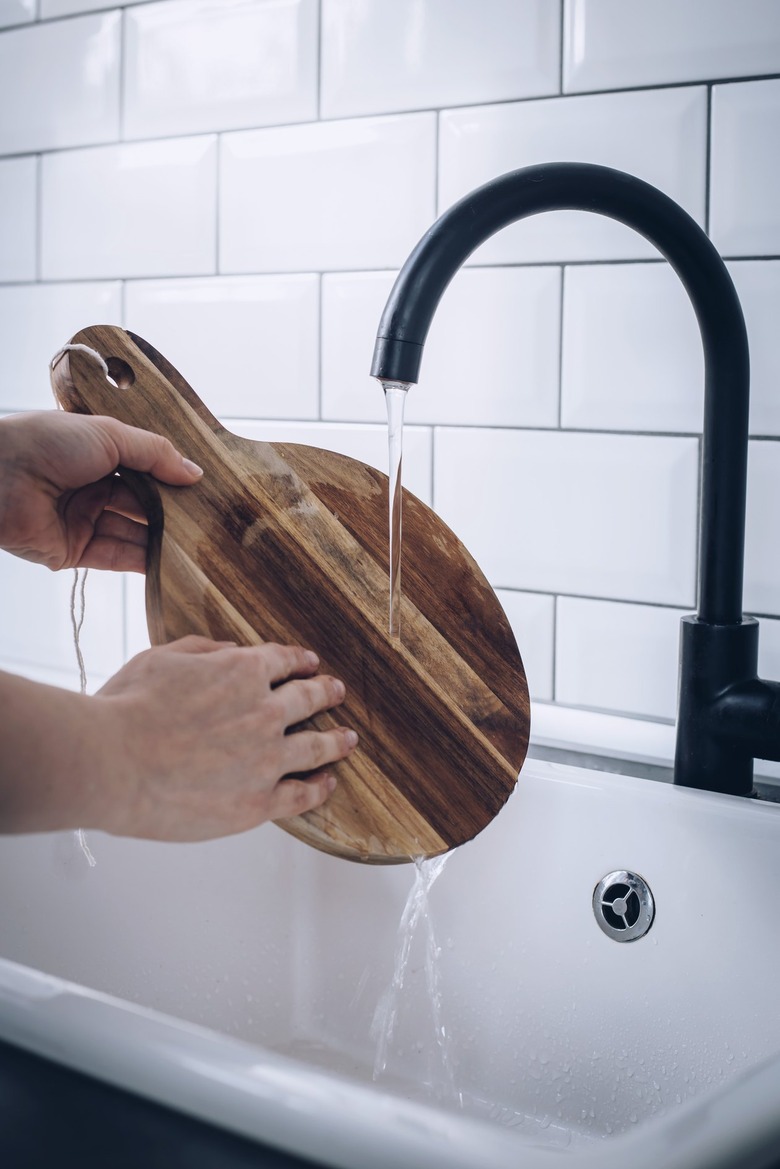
[51,344,108,869]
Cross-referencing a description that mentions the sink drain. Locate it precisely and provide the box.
[593,871,655,942]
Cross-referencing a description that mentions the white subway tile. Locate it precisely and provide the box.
[41,0,154,14]
[556,596,686,720]
[0,0,34,29]
[0,281,121,412]
[0,557,125,679]
[220,114,436,273]
[745,440,780,617]
[756,616,780,683]
[124,0,318,140]
[729,262,780,437]
[564,0,780,93]
[321,0,559,119]
[561,262,704,432]
[323,266,561,428]
[711,79,780,256]
[229,418,433,506]
[753,617,780,780]
[41,137,217,280]
[439,87,707,263]
[0,157,36,282]
[434,429,699,605]
[321,270,394,423]
[125,274,319,420]
[0,13,120,155]
[494,589,554,702]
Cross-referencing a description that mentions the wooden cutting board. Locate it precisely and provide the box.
[51,326,529,863]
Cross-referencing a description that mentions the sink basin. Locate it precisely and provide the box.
[2,759,780,1168]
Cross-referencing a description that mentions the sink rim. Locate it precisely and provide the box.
[2,949,780,1169]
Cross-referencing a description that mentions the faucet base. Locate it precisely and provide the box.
[674,616,758,796]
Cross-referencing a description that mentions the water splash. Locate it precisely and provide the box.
[382,380,409,639]
[74,827,96,867]
[371,853,461,1105]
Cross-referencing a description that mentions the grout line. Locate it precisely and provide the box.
[497,585,696,613]
[311,71,780,118]
[2,72,780,165]
[394,421,713,440]
[16,3,155,30]
[117,6,126,141]
[315,0,322,121]
[551,594,558,699]
[0,253,776,289]
[433,111,440,216]
[431,428,437,513]
[428,425,434,509]
[214,135,221,274]
[1,255,778,288]
[34,153,42,282]
[0,129,218,165]
[693,433,703,610]
[558,0,565,94]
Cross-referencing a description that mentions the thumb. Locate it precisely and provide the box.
[96,417,204,486]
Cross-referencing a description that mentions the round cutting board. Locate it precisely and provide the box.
[52,326,530,863]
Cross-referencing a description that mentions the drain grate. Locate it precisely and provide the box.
[593,871,655,942]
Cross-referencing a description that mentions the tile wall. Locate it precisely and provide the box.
[1,0,779,767]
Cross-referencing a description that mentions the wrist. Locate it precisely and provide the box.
[0,671,126,835]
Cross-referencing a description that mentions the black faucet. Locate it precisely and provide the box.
[370,162,780,798]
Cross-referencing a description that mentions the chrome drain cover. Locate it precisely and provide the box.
[593,871,655,942]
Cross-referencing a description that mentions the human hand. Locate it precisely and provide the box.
[0,410,202,572]
[92,638,356,841]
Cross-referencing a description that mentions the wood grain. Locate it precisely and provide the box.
[51,326,530,863]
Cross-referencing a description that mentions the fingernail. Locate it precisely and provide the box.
[304,650,319,668]
[334,679,346,700]
[344,729,359,748]
[325,774,337,793]
[182,458,204,477]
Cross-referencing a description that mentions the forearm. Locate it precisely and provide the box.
[0,669,118,834]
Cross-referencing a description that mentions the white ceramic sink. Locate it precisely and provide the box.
[2,759,780,1168]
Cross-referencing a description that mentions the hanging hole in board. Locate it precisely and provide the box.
[105,357,135,390]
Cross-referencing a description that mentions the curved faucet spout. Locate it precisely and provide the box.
[370,162,749,629]
[370,162,779,797]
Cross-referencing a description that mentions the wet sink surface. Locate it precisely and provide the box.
[1,760,780,1168]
